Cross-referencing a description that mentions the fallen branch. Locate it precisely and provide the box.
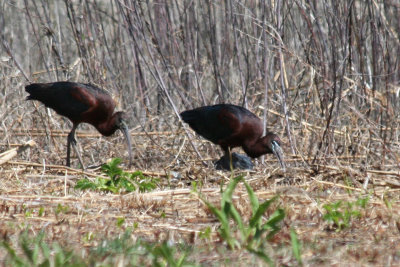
[0,140,36,165]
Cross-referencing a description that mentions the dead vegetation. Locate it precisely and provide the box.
[1,0,400,266]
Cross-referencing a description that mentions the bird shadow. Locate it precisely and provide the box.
[214,152,254,171]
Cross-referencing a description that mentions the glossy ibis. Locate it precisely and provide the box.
[180,104,285,170]
[25,81,133,168]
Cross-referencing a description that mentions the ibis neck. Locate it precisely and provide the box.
[243,139,271,158]
[96,116,119,136]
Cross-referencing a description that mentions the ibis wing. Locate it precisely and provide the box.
[181,105,239,144]
[68,84,99,115]
[26,82,99,122]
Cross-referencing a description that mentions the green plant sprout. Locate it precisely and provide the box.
[322,196,369,231]
[194,175,284,266]
[75,158,159,194]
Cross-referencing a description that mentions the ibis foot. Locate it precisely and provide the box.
[215,152,254,170]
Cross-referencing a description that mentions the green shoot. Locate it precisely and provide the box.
[75,158,159,194]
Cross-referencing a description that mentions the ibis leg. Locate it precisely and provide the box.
[215,148,233,170]
[215,149,254,170]
[66,124,85,169]
[226,148,234,171]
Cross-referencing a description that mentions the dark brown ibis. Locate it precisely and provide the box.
[25,81,133,168]
[180,104,285,170]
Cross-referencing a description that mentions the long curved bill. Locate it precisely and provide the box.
[120,121,133,167]
[271,141,286,172]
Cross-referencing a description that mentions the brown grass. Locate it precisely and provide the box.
[1,132,400,265]
[1,0,400,265]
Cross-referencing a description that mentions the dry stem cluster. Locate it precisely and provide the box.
[1,1,399,265]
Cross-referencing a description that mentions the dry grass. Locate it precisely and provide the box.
[1,129,400,265]
[1,0,400,265]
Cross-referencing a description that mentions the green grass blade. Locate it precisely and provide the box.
[264,208,285,239]
[199,195,228,227]
[224,201,246,240]
[249,195,278,228]
[20,236,34,264]
[264,208,285,227]
[290,228,303,265]
[247,247,274,267]
[221,176,243,208]
[199,195,234,247]
[220,176,247,240]
[243,179,259,215]
[2,241,27,266]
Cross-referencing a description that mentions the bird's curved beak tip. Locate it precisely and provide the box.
[121,122,133,168]
[272,141,286,172]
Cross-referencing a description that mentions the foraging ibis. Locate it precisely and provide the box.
[180,104,285,170]
[25,81,133,168]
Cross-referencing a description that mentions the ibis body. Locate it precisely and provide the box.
[25,81,132,168]
[180,104,285,170]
